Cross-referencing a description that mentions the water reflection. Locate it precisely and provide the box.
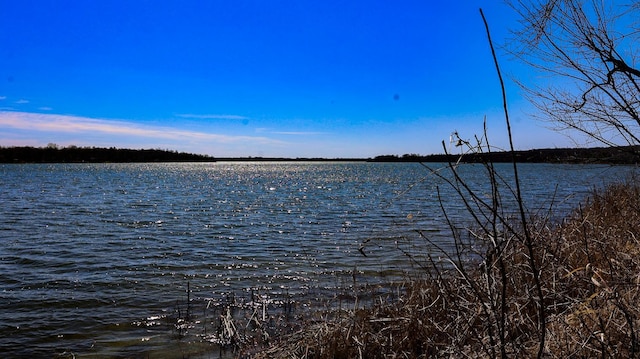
[0,162,633,357]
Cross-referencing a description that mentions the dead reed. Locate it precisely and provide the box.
[542,180,640,357]
[248,9,640,355]
[248,9,640,358]
[252,177,639,359]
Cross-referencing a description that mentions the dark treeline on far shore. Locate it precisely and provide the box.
[0,145,215,163]
[0,145,364,163]
[1,144,639,164]
[373,145,640,164]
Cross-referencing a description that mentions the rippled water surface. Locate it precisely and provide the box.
[0,162,634,357]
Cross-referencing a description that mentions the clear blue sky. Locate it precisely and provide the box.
[0,1,575,158]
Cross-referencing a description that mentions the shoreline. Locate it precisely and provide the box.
[1,145,639,164]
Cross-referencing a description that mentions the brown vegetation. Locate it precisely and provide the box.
[254,178,640,359]
[248,4,640,355]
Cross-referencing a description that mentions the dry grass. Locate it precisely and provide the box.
[542,181,640,357]
[252,179,640,359]
[239,10,640,357]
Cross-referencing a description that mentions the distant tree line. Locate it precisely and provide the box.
[372,146,640,164]
[0,145,215,163]
[3,144,638,164]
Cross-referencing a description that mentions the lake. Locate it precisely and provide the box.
[0,162,634,357]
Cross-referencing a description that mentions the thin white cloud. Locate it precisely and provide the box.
[15,99,29,104]
[176,113,249,120]
[38,106,53,111]
[254,128,327,136]
[0,96,6,100]
[271,131,328,136]
[0,111,283,145]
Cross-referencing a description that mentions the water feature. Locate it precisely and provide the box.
[0,162,633,357]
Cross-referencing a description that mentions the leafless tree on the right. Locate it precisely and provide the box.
[509,0,640,147]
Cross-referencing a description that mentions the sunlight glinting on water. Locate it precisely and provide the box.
[0,162,633,357]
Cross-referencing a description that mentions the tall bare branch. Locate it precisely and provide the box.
[509,0,640,146]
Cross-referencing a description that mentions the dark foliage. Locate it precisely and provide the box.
[0,145,215,163]
[373,145,640,164]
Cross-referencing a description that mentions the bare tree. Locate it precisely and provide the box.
[509,0,640,146]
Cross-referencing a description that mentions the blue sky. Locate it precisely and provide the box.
[0,1,576,158]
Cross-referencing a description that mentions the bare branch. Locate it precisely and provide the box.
[509,0,640,146]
